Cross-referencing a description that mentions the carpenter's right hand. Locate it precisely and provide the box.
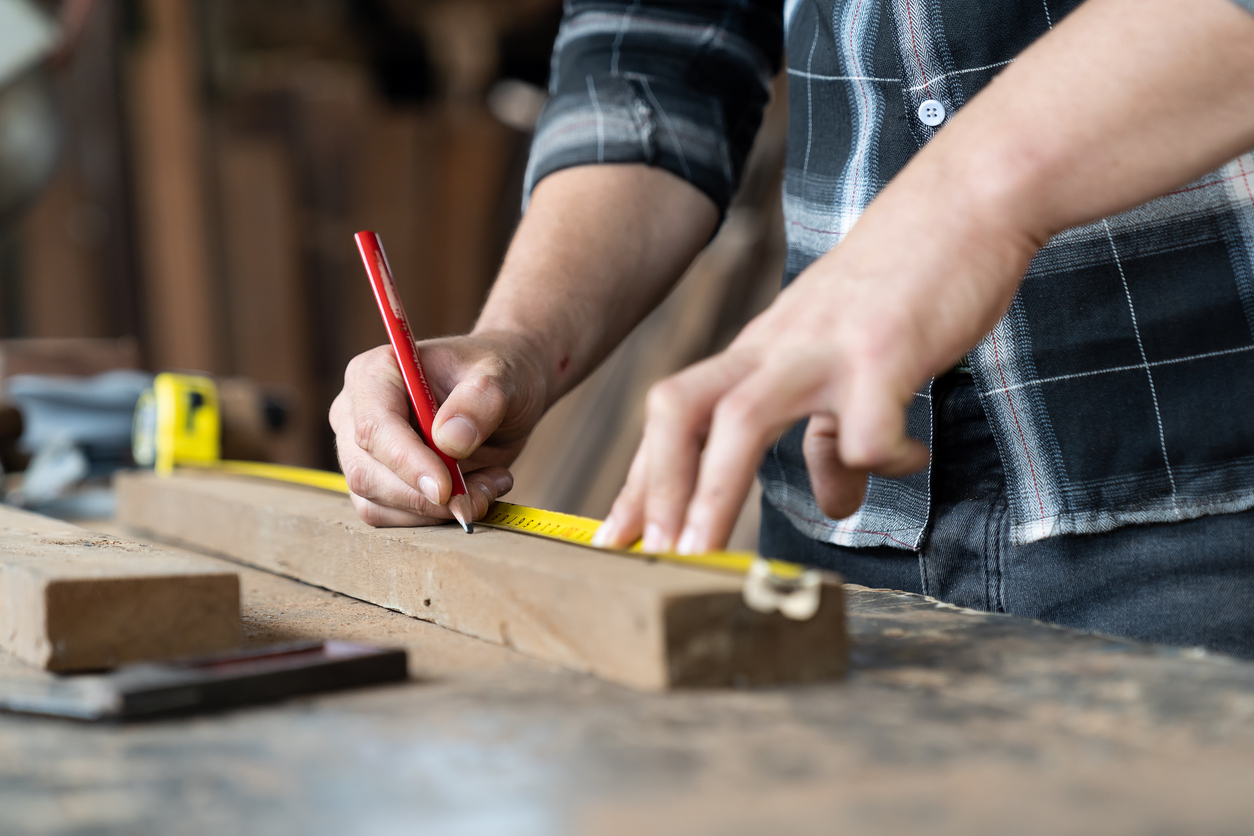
[329,332,549,527]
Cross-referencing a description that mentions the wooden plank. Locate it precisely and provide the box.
[114,470,846,691]
[0,506,239,671]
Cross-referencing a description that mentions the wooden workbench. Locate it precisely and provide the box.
[2,535,1253,834]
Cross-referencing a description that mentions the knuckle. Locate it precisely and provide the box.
[380,436,420,479]
[354,416,381,453]
[645,379,688,418]
[842,442,885,471]
[350,493,382,525]
[342,458,375,499]
[344,354,364,381]
[713,391,763,433]
[344,351,370,380]
[802,429,838,461]
[455,374,509,419]
[347,345,396,381]
[463,372,505,399]
[359,503,396,529]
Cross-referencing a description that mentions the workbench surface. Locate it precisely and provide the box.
[3,549,1253,835]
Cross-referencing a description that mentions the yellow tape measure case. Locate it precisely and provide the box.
[132,373,221,474]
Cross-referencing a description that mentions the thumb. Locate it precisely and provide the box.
[431,374,509,459]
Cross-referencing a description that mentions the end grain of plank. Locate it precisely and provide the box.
[115,470,846,690]
[0,507,240,671]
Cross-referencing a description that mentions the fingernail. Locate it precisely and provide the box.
[435,416,477,457]
[475,482,494,508]
[676,526,701,555]
[591,518,615,548]
[419,476,441,506]
[642,523,667,554]
[492,472,514,495]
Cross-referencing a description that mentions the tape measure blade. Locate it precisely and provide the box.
[479,502,771,577]
[481,501,600,544]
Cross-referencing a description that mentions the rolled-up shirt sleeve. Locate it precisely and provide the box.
[524,1,784,214]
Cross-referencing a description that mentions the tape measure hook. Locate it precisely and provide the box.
[743,558,821,620]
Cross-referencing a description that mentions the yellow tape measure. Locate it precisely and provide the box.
[191,459,800,579]
[135,373,807,582]
[478,502,803,578]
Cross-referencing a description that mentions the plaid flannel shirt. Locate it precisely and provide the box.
[527,0,1254,549]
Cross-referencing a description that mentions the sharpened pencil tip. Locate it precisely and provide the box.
[448,495,474,534]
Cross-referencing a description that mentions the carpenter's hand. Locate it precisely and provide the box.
[330,332,549,527]
[593,168,1039,554]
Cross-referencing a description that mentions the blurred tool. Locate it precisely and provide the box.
[6,370,151,516]
[0,0,62,229]
[0,640,408,721]
[9,369,152,468]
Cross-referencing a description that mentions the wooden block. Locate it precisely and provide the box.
[0,506,240,671]
[115,470,846,691]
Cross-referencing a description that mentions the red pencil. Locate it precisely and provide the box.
[355,230,474,533]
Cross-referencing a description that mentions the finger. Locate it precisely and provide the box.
[350,492,442,528]
[802,414,869,519]
[678,362,831,553]
[345,348,454,504]
[339,440,450,519]
[593,442,649,549]
[463,468,514,519]
[432,373,510,460]
[343,451,512,528]
[468,466,514,498]
[836,372,930,477]
[641,353,755,553]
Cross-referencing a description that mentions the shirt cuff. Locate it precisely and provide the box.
[523,73,737,214]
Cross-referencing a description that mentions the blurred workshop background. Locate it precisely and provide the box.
[0,0,785,541]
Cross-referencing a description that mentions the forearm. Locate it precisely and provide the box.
[827,0,1254,384]
[890,0,1254,262]
[473,164,719,406]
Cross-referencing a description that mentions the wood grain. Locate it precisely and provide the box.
[0,506,239,671]
[114,470,846,690]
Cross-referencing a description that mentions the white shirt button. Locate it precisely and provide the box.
[917,99,946,126]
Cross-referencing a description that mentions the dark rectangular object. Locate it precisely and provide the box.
[0,640,408,720]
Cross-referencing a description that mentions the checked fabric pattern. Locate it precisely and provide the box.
[527,0,1254,549]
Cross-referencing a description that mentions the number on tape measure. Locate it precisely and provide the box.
[482,503,599,543]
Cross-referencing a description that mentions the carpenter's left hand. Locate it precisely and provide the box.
[592,163,1037,554]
